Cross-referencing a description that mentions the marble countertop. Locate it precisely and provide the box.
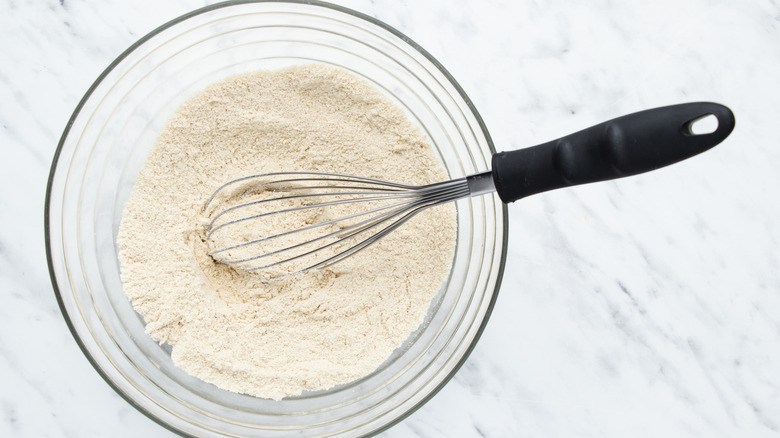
[2,0,779,436]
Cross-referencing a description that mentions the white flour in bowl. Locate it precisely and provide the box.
[117,64,457,400]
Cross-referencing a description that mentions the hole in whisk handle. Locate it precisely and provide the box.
[682,113,719,136]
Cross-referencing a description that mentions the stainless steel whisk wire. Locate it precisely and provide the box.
[203,171,481,279]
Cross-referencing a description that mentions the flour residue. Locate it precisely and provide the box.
[117,64,456,400]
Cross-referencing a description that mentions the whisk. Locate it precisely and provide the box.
[204,102,734,280]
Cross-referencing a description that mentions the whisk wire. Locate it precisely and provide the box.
[203,171,418,211]
[240,203,415,271]
[209,199,410,257]
[243,184,468,278]
[204,171,471,279]
[206,190,420,239]
[303,186,469,274]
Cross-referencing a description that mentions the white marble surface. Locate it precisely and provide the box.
[2,0,779,436]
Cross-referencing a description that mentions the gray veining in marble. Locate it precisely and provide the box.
[2,0,779,436]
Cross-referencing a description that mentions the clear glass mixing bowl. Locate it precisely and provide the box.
[45,1,508,436]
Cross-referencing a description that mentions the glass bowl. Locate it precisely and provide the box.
[45,1,508,436]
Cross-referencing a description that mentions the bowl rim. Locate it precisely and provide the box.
[44,1,509,436]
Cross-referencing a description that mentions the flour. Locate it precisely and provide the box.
[117,64,456,400]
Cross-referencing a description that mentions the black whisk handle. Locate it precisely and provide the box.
[491,102,735,204]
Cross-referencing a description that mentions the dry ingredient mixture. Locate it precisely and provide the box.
[117,64,456,400]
